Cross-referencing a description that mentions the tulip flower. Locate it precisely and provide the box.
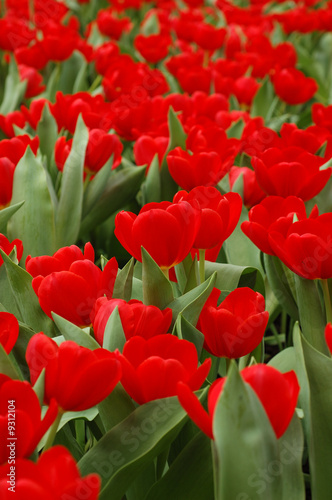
[241,196,317,256]
[0,446,101,499]
[133,135,168,170]
[0,234,23,267]
[26,334,122,412]
[91,297,173,345]
[197,287,269,358]
[0,378,58,464]
[272,68,318,105]
[114,200,201,270]
[0,312,19,355]
[115,334,211,404]
[178,364,300,439]
[228,166,266,208]
[134,33,172,63]
[325,324,332,354]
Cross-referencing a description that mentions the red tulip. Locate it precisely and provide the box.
[0,312,19,354]
[241,195,317,256]
[134,33,172,63]
[115,334,211,404]
[178,364,300,439]
[0,378,58,464]
[0,234,23,267]
[197,287,269,358]
[272,68,318,105]
[26,333,122,412]
[133,135,168,170]
[114,200,201,270]
[229,166,266,208]
[0,445,100,500]
[91,297,172,345]
[18,64,45,98]
[252,147,331,201]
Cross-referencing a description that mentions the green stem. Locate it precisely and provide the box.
[199,249,205,284]
[88,75,102,94]
[225,357,232,374]
[42,408,63,453]
[269,323,283,352]
[321,279,332,324]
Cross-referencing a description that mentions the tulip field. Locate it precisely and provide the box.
[2,0,332,498]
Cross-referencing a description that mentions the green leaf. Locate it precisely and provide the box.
[37,103,58,170]
[205,261,263,294]
[56,114,89,247]
[102,306,126,353]
[174,314,204,358]
[142,154,161,204]
[0,343,21,380]
[8,147,57,260]
[145,432,214,500]
[0,249,56,336]
[98,383,136,433]
[226,118,245,139]
[0,58,27,114]
[141,247,174,309]
[52,313,100,350]
[168,273,216,327]
[33,368,45,406]
[112,258,134,301]
[0,201,25,233]
[0,262,22,319]
[251,76,277,121]
[79,166,146,235]
[78,396,190,500]
[83,155,114,217]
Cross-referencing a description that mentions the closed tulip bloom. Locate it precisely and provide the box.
[0,446,101,500]
[198,287,268,358]
[241,196,317,255]
[0,378,58,464]
[268,213,332,280]
[252,147,331,201]
[115,334,211,404]
[167,147,230,190]
[177,364,300,439]
[30,257,118,327]
[0,312,19,354]
[229,166,266,208]
[272,68,318,105]
[133,135,168,170]
[26,334,122,412]
[134,33,172,63]
[91,297,173,345]
[114,200,201,270]
[0,234,23,267]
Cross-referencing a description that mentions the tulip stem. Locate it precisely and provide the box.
[199,249,205,284]
[42,408,63,453]
[321,279,332,324]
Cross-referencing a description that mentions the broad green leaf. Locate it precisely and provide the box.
[226,118,245,139]
[112,258,134,301]
[205,261,263,294]
[174,314,204,358]
[145,431,214,500]
[37,103,58,170]
[102,306,126,353]
[78,396,191,500]
[83,155,114,217]
[56,114,89,247]
[12,321,35,380]
[52,313,100,350]
[251,76,277,121]
[0,201,24,233]
[141,247,174,309]
[33,369,45,406]
[0,249,56,336]
[0,59,27,114]
[79,166,146,235]
[98,383,136,432]
[8,147,56,260]
[142,154,161,204]
[0,343,21,380]
[0,262,22,319]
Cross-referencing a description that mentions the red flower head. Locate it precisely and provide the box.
[26,334,122,412]
[312,103,332,133]
[26,243,118,326]
[115,334,211,404]
[91,297,172,345]
[18,64,45,98]
[0,445,101,499]
[0,234,23,267]
[114,200,201,270]
[97,9,132,40]
[229,166,266,208]
[133,135,169,170]
[134,33,172,63]
[173,187,242,253]
[241,195,317,256]
[272,68,318,105]
[0,378,58,464]
[268,212,332,280]
[0,312,19,354]
[197,287,268,358]
[252,147,331,201]
[178,364,300,439]
[232,76,260,106]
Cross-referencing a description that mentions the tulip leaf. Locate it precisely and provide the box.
[33,368,45,406]
[294,274,328,355]
[83,155,114,217]
[299,333,332,500]
[102,306,126,353]
[141,247,174,309]
[0,201,25,233]
[12,321,35,381]
[0,263,22,319]
[52,312,100,350]
[98,382,136,433]
[56,114,89,247]
[226,118,245,139]
[0,343,21,380]
[0,249,56,336]
[78,396,191,500]
[251,76,277,121]
[144,431,214,500]
[160,107,184,201]
[79,166,146,235]
[168,273,216,327]
[263,254,299,320]
[0,58,27,114]
[8,147,57,260]
[112,258,134,301]
[174,314,204,359]
[142,154,161,204]
[37,103,58,171]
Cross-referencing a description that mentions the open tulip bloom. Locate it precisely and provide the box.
[2,1,332,498]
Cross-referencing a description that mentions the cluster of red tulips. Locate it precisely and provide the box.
[0,0,332,499]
